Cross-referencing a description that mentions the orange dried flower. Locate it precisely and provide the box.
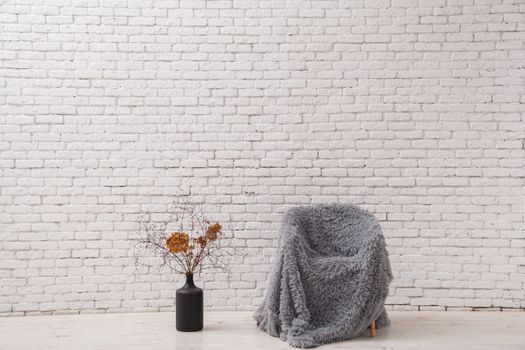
[166,231,189,253]
[206,223,222,241]
[195,236,207,249]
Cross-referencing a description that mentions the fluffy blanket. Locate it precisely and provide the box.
[254,204,393,348]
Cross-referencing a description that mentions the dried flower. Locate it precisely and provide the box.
[195,236,207,249]
[167,231,189,253]
[206,223,222,241]
[136,194,235,275]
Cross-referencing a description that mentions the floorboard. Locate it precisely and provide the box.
[0,311,524,350]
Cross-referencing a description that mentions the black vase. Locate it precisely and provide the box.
[176,273,203,332]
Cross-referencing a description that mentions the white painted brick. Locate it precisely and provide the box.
[0,0,523,315]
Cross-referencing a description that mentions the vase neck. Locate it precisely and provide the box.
[185,273,195,288]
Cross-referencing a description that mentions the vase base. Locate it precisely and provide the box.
[176,326,203,332]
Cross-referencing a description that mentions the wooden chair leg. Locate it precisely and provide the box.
[370,320,376,337]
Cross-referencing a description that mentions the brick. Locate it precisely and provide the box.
[0,0,523,315]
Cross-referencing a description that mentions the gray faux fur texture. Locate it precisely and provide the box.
[254,204,393,348]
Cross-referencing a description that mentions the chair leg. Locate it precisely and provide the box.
[370,320,376,337]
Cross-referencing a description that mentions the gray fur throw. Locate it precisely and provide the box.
[254,204,393,348]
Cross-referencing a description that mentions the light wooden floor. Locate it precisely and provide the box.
[0,311,524,350]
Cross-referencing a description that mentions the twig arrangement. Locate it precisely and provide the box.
[135,195,234,276]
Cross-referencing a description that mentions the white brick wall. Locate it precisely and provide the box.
[1,0,524,315]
